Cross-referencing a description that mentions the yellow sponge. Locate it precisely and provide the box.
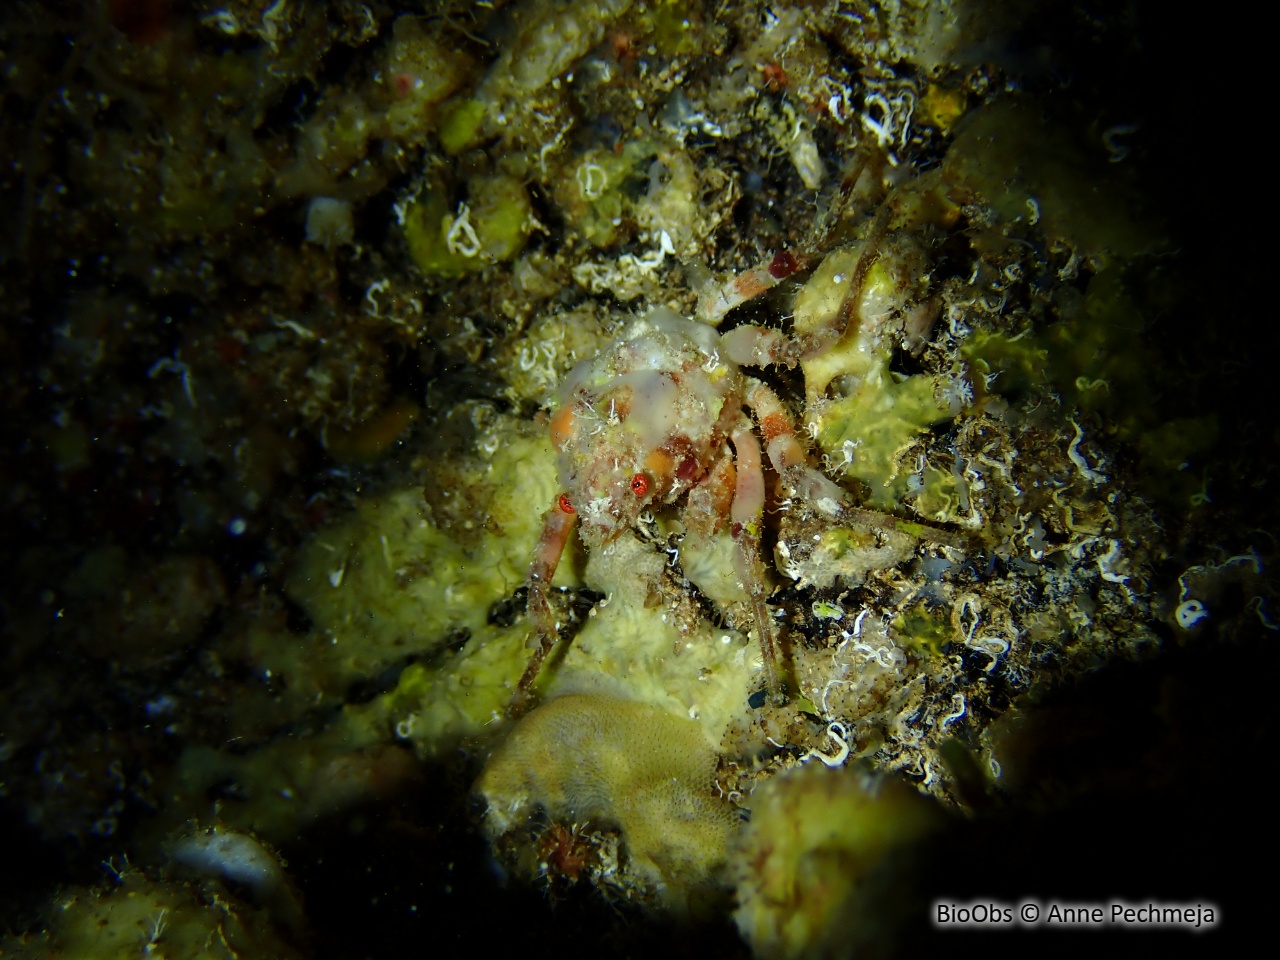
[476,693,735,908]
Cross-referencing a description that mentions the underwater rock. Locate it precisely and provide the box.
[732,763,943,960]
[0,871,307,960]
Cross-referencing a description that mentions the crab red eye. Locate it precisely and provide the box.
[557,493,575,514]
[630,473,650,497]
[768,249,799,279]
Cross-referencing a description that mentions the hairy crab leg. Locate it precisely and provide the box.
[742,377,969,549]
[719,318,804,370]
[699,143,888,327]
[744,377,847,515]
[728,421,787,703]
[510,501,578,717]
[697,248,809,324]
[719,201,894,375]
[801,200,894,362]
[745,382,968,551]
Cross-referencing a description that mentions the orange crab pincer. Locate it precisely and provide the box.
[511,307,847,715]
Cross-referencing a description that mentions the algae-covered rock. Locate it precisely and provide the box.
[403,174,533,277]
[1,2,1240,956]
[544,530,758,741]
[732,764,943,960]
[474,0,635,133]
[283,421,560,699]
[795,238,954,509]
[0,873,307,960]
[374,15,476,145]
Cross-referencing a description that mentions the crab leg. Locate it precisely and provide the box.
[510,501,577,717]
[683,452,736,537]
[743,377,968,547]
[720,321,805,370]
[802,201,894,362]
[744,378,847,515]
[697,249,809,325]
[728,422,787,703]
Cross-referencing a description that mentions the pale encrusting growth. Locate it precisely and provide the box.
[477,693,736,908]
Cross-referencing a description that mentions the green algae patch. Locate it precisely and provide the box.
[793,236,952,512]
[962,259,1157,420]
[633,0,706,57]
[549,532,757,746]
[437,97,488,155]
[288,489,502,664]
[551,144,650,248]
[812,370,953,509]
[547,139,705,252]
[906,462,973,525]
[796,240,931,403]
[891,599,954,659]
[374,626,531,751]
[376,16,477,145]
[473,0,635,121]
[403,174,532,277]
[0,874,308,960]
[960,327,1049,402]
[286,428,561,686]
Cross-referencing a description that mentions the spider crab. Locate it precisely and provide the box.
[508,210,900,716]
